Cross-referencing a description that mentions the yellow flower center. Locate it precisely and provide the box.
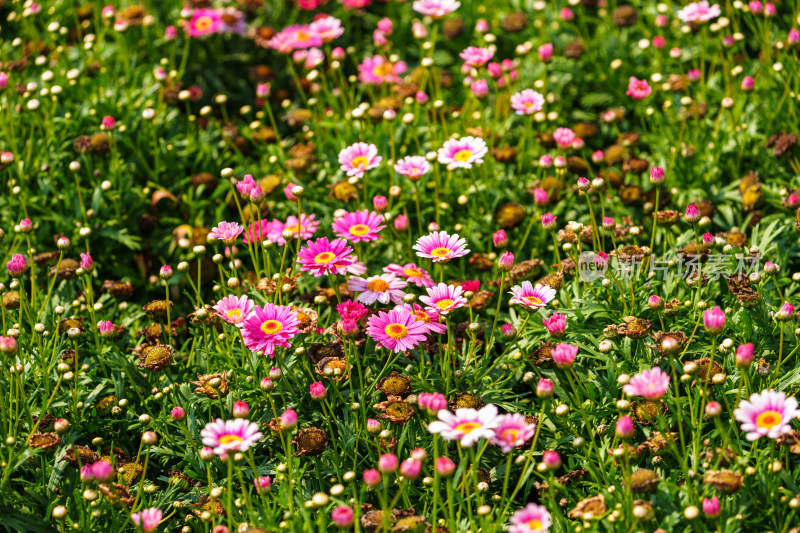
[296,30,311,42]
[218,434,243,445]
[372,63,394,77]
[403,267,423,278]
[454,421,482,434]
[756,410,782,429]
[226,309,242,321]
[524,296,543,306]
[435,299,454,310]
[527,519,543,530]
[367,279,390,292]
[194,16,213,31]
[351,156,369,169]
[384,323,408,340]
[429,247,452,258]
[501,429,519,442]
[284,224,300,234]
[453,149,473,162]
[314,251,335,264]
[260,320,284,335]
[349,224,371,236]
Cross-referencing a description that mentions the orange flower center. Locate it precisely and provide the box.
[367,279,390,292]
[260,320,284,335]
[314,251,335,264]
[372,63,394,77]
[194,16,214,31]
[524,296,543,306]
[502,429,519,442]
[454,421,482,433]
[384,323,408,340]
[349,224,371,236]
[296,30,311,42]
[527,519,543,530]
[218,434,243,445]
[413,310,431,324]
[453,149,473,162]
[403,267,423,278]
[429,247,451,258]
[756,410,782,429]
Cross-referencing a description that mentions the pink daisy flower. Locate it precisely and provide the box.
[366,308,428,352]
[626,77,652,100]
[510,89,545,115]
[332,210,386,242]
[131,508,163,533]
[338,143,382,178]
[185,9,222,37]
[393,156,431,180]
[348,274,407,305]
[267,214,320,245]
[508,282,557,309]
[437,136,488,169]
[413,231,470,263]
[209,221,244,244]
[491,413,537,453]
[459,46,494,67]
[241,304,300,357]
[508,503,552,533]
[552,127,576,149]
[419,282,467,315]
[734,390,799,441]
[213,294,254,327]
[383,263,435,288]
[358,56,407,85]
[309,16,344,42]
[413,0,461,18]
[269,24,322,52]
[623,367,670,400]
[243,219,275,244]
[297,237,355,277]
[676,1,721,23]
[394,303,446,334]
[427,404,500,447]
[200,418,263,456]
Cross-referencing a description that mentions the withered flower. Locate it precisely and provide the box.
[377,372,412,399]
[29,432,61,452]
[137,344,174,371]
[449,393,485,410]
[569,494,606,520]
[704,470,743,494]
[101,280,134,299]
[293,427,329,457]
[191,372,230,399]
[618,316,652,339]
[308,341,345,365]
[142,299,173,319]
[97,483,135,507]
[377,401,415,425]
[628,468,660,493]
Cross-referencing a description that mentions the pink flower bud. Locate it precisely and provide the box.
[541,213,557,231]
[703,496,721,518]
[363,468,381,487]
[501,323,517,339]
[648,295,663,310]
[159,265,173,279]
[80,252,94,271]
[372,195,388,212]
[736,343,754,368]
[378,453,398,473]
[684,204,700,223]
[233,400,249,418]
[255,476,271,492]
[498,252,514,272]
[703,306,726,334]
[331,505,354,528]
[310,381,326,400]
[615,415,635,439]
[435,457,456,477]
[650,166,665,184]
[400,458,422,479]
[367,419,381,433]
[542,313,567,338]
[280,409,298,430]
[101,116,116,130]
[537,378,554,398]
[552,343,578,369]
[171,406,186,420]
[705,401,722,418]
[543,450,561,469]
[394,214,409,232]
[533,187,549,206]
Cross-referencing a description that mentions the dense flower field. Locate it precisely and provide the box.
[3,0,800,531]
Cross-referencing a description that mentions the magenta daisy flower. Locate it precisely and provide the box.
[297,237,355,277]
[676,1,720,23]
[734,390,799,441]
[383,263,435,288]
[213,294,254,327]
[394,303,446,334]
[358,56,407,85]
[413,0,461,17]
[419,282,467,315]
[243,219,275,245]
[332,210,386,242]
[200,418,263,456]
[508,282,556,310]
[338,143,382,178]
[626,77,652,100]
[366,309,428,352]
[393,156,431,181]
[308,15,344,42]
[209,221,244,244]
[459,46,494,67]
[267,214,320,246]
[413,231,470,263]
[348,274,407,305]
[437,136,488,169]
[185,9,222,37]
[510,89,545,115]
[427,404,500,447]
[509,503,552,533]
[268,24,322,51]
[623,367,670,400]
[131,508,163,533]
[241,304,300,357]
[491,413,537,453]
